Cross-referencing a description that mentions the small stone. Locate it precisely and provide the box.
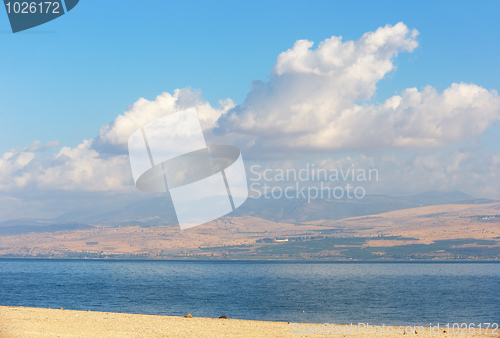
[59,308,63,310]
[219,315,227,319]
[184,313,192,318]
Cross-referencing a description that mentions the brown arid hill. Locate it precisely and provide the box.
[0,202,499,260]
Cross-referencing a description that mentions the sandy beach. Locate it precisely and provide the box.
[0,306,498,338]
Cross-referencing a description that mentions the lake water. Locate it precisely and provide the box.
[0,259,499,326]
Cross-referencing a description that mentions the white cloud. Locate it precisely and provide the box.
[96,88,233,152]
[215,23,500,156]
[0,140,132,192]
[0,88,233,195]
[36,140,132,191]
[312,149,500,199]
[273,22,418,79]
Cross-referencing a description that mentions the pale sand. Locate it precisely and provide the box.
[0,306,497,337]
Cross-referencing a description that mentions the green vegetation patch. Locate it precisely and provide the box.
[199,244,252,251]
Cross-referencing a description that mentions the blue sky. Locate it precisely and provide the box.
[0,0,499,220]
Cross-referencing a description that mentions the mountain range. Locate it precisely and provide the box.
[0,190,494,236]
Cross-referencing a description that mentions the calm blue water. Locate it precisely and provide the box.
[0,259,499,325]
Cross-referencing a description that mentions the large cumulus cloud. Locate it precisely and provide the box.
[95,88,234,154]
[214,22,500,155]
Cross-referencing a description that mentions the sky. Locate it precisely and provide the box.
[0,0,499,221]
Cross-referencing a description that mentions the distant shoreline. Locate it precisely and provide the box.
[1,257,499,263]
